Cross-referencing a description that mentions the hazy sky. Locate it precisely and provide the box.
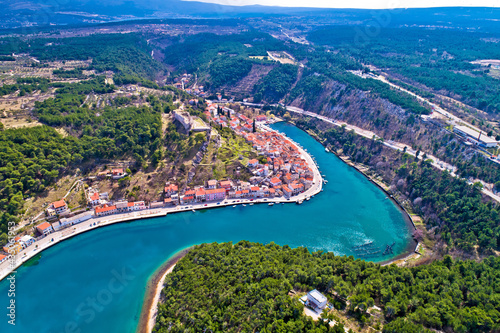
[184,0,500,9]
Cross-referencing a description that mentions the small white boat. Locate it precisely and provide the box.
[306,197,310,201]
[325,148,329,152]
[233,205,237,208]
[242,204,247,207]
[250,203,254,206]
[268,203,274,206]
[192,210,196,213]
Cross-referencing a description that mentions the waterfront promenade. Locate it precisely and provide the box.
[0,127,323,282]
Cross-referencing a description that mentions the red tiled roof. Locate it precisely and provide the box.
[270,177,281,184]
[96,205,117,213]
[205,188,226,195]
[52,199,66,209]
[90,192,99,201]
[165,184,178,192]
[220,180,232,187]
[37,222,52,231]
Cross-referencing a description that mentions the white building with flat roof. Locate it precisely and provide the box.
[453,125,498,148]
[60,212,92,226]
[306,289,328,310]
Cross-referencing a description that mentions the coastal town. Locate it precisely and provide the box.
[0,100,323,280]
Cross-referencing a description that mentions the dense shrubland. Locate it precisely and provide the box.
[308,26,500,114]
[161,31,282,75]
[155,241,500,333]
[0,34,163,79]
[254,64,298,102]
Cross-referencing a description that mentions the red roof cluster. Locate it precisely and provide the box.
[95,205,117,213]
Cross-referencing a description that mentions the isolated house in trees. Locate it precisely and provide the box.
[306,289,328,310]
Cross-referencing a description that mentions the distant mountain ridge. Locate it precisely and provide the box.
[1,0,500,33]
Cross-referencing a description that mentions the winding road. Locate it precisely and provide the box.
[284,106,500,204]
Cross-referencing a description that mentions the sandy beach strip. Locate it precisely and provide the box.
[137,248,192,333]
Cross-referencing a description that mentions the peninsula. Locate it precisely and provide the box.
[0,117,323,281]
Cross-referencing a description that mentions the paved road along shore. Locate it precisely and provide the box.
[285,106,500,204]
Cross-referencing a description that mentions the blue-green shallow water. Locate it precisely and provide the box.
[0,122,414,333]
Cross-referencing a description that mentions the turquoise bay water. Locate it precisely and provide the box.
[0,122,413,333]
